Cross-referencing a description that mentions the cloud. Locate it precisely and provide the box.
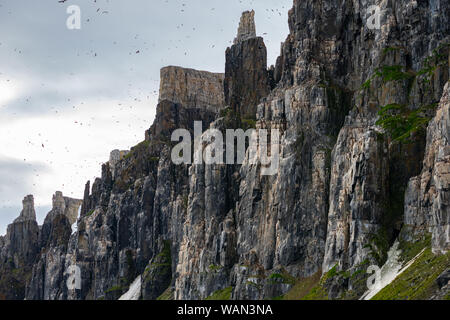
[0,0,291,232]
[0,155,52,207]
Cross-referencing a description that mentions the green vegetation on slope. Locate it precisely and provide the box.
[372,248,450,300]
[282,271,322,300]
[205,287,233,300]
[157,287,174,300]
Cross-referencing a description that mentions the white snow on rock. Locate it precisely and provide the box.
[71,206,81,234]
[71,222,78,234]
[119,275,141,300]
[360,241,426,300]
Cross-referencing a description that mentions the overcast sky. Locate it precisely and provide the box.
[0,0,290,235]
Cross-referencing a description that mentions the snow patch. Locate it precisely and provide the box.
[119,275,141,300]
[360,241,426,300]
[71,222,78,234]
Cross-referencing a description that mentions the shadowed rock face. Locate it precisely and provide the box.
[403,82,450,255]
[224,37,271,119]
[25,192,82,300]
[225,11,271,120]
[0,196,39,299]
[1,1,450,301]
[0,192,82,300]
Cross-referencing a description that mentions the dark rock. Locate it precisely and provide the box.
[224,36,271,119]
[437,269,450,289]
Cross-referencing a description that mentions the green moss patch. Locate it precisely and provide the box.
[267,268,296,286]
[205,287,233,300]
[282,271,322,300]
[105,285,123,294]
[398,234,431,264]
[376,103,437,143]
[301,266,340,300]
[157,287,174,300]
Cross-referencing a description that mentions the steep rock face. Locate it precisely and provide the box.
[109,150,130,179]
[234,10,256,44]
[2,195,39,266]
[0,196,39,299]
[174,5,351,299]
[174,123,239,299]
[39,192,82,249]
[24,65,225,301]
[299,0,450,273]
[141,240,172,300]
[2,1,449,301]
[14,195,36,223]
[225,12,271,119]
[159,66,224,112]
[229,85,350,299]
[25,192,82,300]
[403,82,450,254]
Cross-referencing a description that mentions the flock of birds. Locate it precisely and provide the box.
[0,0,289,215]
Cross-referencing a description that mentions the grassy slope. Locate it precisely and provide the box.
[280,234,449,300]
[372,248,450,300]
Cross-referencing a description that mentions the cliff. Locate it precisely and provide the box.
[158,66,224,112]
[0,194,81,299]
[1,1,449,300]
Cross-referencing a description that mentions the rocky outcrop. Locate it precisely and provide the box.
[109,150,130,179]
[234,10,256,45]
[158,66,224,112]
[14,195,36,223]
[141,241,172,300]
[225,12,271,119]
[147,66,225,141]
[2,196,39,266]
[310,0,450,273]
[22,192,82,300]
[0,196,39,299]
[25,65,226,301]
[403,82,450,254]
[1,1,449,301]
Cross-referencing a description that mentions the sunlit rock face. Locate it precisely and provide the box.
[159,66,225,112]
[14,195,36,223]
[234,10,256,45]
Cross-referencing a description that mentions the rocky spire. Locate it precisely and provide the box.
[52,191,66,214]
[225,10,270,119]
[48,191,82,225]
[14,195,36,223]
[234,10,256,44]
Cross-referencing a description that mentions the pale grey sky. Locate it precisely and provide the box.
[0,0,291,234]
